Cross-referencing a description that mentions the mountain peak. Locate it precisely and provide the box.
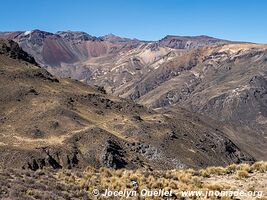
[56,31,100,41]
[159,34,230,49]
[29,29,53,36]
[102,33,121,40]
[161,34,221,41]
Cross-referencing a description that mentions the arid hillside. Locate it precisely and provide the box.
[0,161,266,199]
[0,39,254,171]
[133,44,267,161]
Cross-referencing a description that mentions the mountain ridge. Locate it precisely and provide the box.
[0,31,266,168]
[0,38,254,170]
[0,29,239,43]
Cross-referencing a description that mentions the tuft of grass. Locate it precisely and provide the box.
[199,169,210,177]
[204,183,223,190]
[225,163,237,173]
[237,163,251,173]
[251,161,267,173]
[199,166,227,177]
[206,166,227,175]
[236,170,249,179]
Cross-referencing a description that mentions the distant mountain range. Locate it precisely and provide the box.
[0,30,266,170]
[0,29,231,66]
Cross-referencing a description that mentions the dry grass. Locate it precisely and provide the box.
[236,170,249,179]
[71,161,267,199]
[0,161,266,199]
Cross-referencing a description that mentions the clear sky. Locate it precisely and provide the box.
[0,0,266,43]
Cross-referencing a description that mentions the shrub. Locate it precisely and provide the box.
[206,166,227,175]
[237,163,251,173]
[251,161,267,173]
[226,163,237,173]
[236,170,249,179]
[199,169,210,177]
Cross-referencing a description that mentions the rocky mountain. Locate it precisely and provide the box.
[0,30,266,165]
[0,39,254,171]
[158,35,232,49]
[0,30,143,67]
[125,44,267,161]
[0,30,231,94]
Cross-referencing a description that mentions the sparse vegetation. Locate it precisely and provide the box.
[0,161,266,199]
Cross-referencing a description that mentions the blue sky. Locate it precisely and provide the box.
[0,0,266,43]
